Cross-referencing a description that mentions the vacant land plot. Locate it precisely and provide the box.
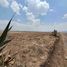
[0,32,65,67]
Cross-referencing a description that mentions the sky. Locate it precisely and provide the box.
[0,0,67,32]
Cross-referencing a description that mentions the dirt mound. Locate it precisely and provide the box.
[0,32,64,67]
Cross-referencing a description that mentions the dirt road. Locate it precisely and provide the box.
[62,33,67,67]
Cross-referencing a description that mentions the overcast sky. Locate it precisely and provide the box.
[0,0,67,32]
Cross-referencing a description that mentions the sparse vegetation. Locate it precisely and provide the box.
[0,16,13,67]
[0,16,13,48]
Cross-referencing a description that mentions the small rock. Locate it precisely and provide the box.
[65,56,67,60]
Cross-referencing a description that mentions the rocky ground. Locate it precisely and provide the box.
[0,32,65,67]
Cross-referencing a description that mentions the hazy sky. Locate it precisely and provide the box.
[0,0,67,32]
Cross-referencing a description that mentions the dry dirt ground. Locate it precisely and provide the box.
[0,32,66,67]
[62,33,67,67]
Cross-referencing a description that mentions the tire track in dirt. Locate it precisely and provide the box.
[40,34,64,67]
[61,33,67,67]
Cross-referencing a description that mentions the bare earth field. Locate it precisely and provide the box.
[0,32,66,67]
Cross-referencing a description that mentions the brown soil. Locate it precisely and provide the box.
[0,32,65,67]
[62,33,67,67]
